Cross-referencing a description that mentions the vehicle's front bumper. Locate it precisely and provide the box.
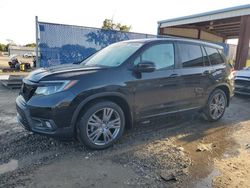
[16,95,75,138]
[234,79,250,95]
[235,88,250,95]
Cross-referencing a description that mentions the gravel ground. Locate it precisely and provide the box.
[0,84,250,188]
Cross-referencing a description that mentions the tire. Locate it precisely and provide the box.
[77,101,125,150]
[203,89,227,122]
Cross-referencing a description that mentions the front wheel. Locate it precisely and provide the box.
[77,101,125,150]
[203,89,227,122]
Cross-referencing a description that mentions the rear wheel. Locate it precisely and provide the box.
[77,101,125,149]
[203,89,227,122]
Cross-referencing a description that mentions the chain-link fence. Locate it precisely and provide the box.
[37,21,155,67]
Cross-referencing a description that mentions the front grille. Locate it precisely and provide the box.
[235,79,250,94]
[235,79,250,87]
[20,83,36,101]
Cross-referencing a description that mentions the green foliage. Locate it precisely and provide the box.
[25,43,36,48]
[0,43,7,52]
[102,19,131,32]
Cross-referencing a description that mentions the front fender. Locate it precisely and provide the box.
[70,92,133,131]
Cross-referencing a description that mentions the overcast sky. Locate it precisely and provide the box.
[0,0,249,45]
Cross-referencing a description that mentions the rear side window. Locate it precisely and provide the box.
[218,49,227,61]
[204,47,224,65]
[134,43,174,70]
[201,47,210,66]
[178,43,204,67]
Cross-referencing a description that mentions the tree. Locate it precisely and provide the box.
[0,43,7,52]
[101,19,131,32]
[25,43,36,48]
[6,39,15,45]
[5,43,14,52]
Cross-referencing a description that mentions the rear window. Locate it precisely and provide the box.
[178,43,204,67]
[204,46,224,65]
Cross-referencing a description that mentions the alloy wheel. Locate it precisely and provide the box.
[86,108,121,146]
[209,92,226,119]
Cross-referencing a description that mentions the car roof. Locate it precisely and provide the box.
[121,37,223,49]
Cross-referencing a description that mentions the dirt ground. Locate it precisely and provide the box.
[0,84,250,188]
[0,56,9,68]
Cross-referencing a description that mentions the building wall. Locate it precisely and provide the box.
[228,44,237,61]
[227,44,250,67]
[9,49,35,56]
[247,47,250,67]
[8,46,35,56]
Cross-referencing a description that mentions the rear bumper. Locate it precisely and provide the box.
[16,95,74,138]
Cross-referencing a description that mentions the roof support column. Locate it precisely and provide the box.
[198,29,201,39]
[235,15,250,70]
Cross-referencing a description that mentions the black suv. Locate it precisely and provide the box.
[16,38,234,149]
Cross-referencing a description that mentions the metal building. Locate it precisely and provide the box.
[157,4,250,69]
[8,46,35,56]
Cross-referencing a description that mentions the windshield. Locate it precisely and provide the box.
[81,42,143,67]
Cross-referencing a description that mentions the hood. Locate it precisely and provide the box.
[235,69,250,79]
[25,64,105,83]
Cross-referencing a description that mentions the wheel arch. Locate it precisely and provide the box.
[71,92,133,135]
[210,84,230,107]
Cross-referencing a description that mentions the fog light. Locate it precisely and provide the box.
[32,118,56,131]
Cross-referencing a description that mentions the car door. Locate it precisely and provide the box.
[127,42,183,119]
[174,42,212,109]
[203,45,228,95]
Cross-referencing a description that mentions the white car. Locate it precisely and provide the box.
[235,67,250,95]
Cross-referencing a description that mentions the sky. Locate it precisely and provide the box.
[0,0,249,45]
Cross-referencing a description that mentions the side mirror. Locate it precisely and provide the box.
[134,61,156,73]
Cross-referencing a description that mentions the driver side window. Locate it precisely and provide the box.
[134,43,175,70]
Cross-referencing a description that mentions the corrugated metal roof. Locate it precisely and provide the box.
[158,4,250,27]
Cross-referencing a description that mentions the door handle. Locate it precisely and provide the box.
[203,70,211,75]
[169,73,179,78]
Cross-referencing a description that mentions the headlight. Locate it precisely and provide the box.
[35,80,77,96]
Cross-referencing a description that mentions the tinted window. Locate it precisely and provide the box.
[178,43,204,67]
[134,43,174,70]
[202,46,210,66]
[205,47,224,65]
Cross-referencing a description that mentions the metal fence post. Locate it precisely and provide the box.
[35,16,39,68]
